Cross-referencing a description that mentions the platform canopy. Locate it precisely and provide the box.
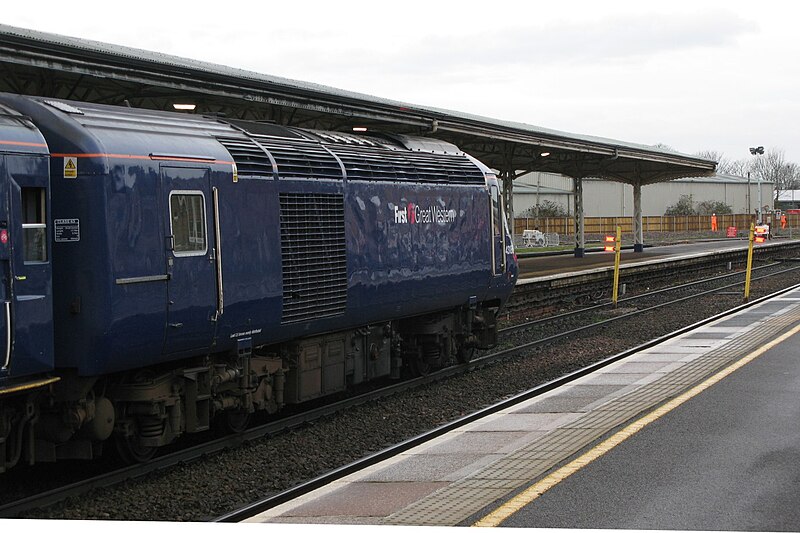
[0,24,716,186]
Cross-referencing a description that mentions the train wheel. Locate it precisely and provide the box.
[214,409,251,434]
[115,432,158,464]
[114,412,161,464]
[456,345,475,364]
[406,346,430,377]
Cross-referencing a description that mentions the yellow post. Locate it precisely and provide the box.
[612,226,621,306]
[744,222,755,301]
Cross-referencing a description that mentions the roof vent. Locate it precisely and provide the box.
[217,136,274,179]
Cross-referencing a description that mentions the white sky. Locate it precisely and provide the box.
[4,0,800,164]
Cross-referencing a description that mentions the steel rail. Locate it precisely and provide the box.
[501,261,799,336]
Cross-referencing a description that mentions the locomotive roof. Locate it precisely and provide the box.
[1,93,489,183]
[0,102,48,154]
[19,95,472,158]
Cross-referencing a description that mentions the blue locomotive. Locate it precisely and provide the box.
[0,92,517,470]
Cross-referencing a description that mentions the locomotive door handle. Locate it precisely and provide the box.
[169,322,184,329]
[212,187,224,316]
[2,301,11,370]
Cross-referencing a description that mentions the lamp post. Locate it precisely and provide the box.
[750,146,764,223]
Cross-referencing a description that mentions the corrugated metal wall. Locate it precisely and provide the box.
[513,172,774,217]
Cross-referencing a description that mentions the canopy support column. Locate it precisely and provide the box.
[574,176,585,258]
[633,181,644,252]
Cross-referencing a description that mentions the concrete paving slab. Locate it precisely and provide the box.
[282,480,449,518]
[358,452,504,482]
[408,430,541,455]
[467,411,581,433]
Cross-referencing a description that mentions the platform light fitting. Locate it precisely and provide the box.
[173,103,197,111]
[352,126,368,132]
[540,151,551,157]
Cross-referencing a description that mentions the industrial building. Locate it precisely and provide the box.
[513,171,775,217]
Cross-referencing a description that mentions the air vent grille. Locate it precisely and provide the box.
[279,193,347,322]
[326,144,484,183]
[255,136,343,180]
[217,136,273,178]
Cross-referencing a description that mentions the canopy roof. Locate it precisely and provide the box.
[0,24,716,184]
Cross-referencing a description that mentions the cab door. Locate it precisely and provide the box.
[161,165,217,355]
[1,154,53,378]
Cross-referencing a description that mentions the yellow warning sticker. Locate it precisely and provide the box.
[64,157,77,179]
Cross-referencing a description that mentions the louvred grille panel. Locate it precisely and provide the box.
[255,136,342,180]
[217,136,273,178]
[279,193,347,322]
[327,144,484,184]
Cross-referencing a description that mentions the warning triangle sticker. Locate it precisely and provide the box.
[64,157,78,178]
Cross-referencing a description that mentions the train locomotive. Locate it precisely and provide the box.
[0,92,517,471]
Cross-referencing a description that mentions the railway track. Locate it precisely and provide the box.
[3,252,800,520]
[506,239,800,313]
[501,260,799,337]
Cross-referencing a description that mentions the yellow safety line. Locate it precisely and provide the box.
[473,321,800,527]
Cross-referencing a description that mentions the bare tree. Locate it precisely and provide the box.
[695,149,747,176]
[653,143,677,152]
[724,159,749,177]
[684,148,800,201]
[785,162,800,190]
[748,148,794,207]
[695,149,724,163]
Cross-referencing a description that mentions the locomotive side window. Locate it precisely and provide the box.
[22,187,47,263]
[491,186,502,236]
[489,184,507,275]
[169,192,207,256]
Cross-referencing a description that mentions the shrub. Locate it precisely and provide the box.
[520,200,568,218]
[664,195,696,215]
[696,201,733,215]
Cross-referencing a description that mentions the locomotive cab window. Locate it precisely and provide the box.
[489,184,506,275]
[490,186,502,237]
[169,192,207,256]
[22,187,47,263]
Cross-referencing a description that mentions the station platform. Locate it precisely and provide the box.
[517,238,786,281]
[246,286,800,529]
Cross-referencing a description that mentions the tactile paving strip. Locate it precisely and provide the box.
[381,297,800,526]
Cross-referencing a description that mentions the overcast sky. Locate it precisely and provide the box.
[4,0,800,164]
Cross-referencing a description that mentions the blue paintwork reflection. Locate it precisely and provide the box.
[0,93,517,379]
